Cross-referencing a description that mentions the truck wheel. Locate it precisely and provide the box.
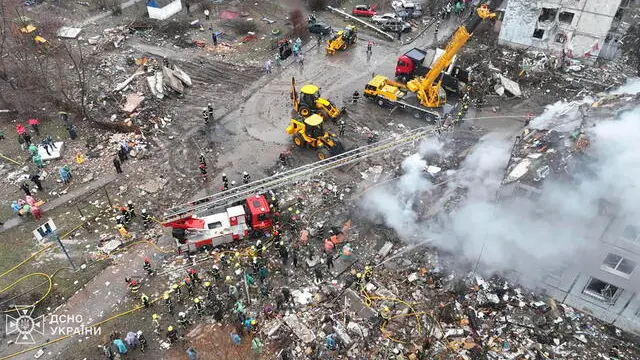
[199,245,212,252]
[377,99,386,107]
[293,134,304,147]
[317,148,330,160]
[299,106,311,117]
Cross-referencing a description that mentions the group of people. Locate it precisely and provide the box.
[103,330,148,359]
[11,194,42,220]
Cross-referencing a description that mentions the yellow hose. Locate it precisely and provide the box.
[0,244,55,279]
[0,273,52,312]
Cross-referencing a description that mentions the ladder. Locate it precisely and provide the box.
[161,125,438,223]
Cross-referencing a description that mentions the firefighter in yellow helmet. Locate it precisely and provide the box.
[166,325,178,344]
[194,297,204,314]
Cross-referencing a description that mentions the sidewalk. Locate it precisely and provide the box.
[0,173,117,233]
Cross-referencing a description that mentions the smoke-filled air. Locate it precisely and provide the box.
[361,80,640,289]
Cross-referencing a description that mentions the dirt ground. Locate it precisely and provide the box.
[0,1,632,360]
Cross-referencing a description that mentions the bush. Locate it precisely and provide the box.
[308,0,328,11]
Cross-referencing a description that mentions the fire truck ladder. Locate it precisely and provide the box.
[161,126,439,224]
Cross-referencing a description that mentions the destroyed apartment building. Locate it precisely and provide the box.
[498,97,640,336]
[498,0,632,61]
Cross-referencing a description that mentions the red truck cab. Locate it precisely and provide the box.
[244,195,273,236]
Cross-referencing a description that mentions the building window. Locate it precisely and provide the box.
[601,253,636,278]
[558,12,575,24]
[622,225,640,241]
[533,29,545,39]
[583,277,621,303]
[555,33,567,43]
[538,8,558,22]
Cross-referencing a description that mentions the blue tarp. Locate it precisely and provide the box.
[147,0,159,8]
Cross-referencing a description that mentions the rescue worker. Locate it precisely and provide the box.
[202,107,209,124]
[203,281,213,298]
[141,209,150,228]
[314,267,323,284]
[242,171,250,184]
[137,331,147,353]
[172,283,182,302]
[126,278,140,293]
[352,90,360,104]
[166,326,178,344]
[367,40,372,54]
[326,253,334,270]
[363,265,374,282]
[122,205,131,224]
[207,103,214,122]
[434,20,441,38]
[230,180,236,188]
[183,277,195,296]
[163,56,169,67]
[380,306,391,327]
[338,120,345,137]
[199,163,207,182]
[198,153,206,167]
[127,200,136,218]
[163,292,173,314]
[152,313,161,333]
[194,297,205,315]
[279,246,289,264]
[279,152,287,166]
[140,293,150,308]
[178,311,189,327]
[211,264,220,282]
[282,287,293,307]
[188,268,201,283]
[355,272,364,288]
[222,173,228,186]
[20,183,31,197]
[113,157,122,174]
[143,258,153,276]
[456,111,463,127]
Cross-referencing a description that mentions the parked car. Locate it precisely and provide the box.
[392,0,422,18]
[379,19,412,33]
[352,4,378,17]
[307,22,332,35]
[371,13,401,24]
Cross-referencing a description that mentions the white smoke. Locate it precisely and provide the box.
[361,80,640,288]
[610,78,640,95]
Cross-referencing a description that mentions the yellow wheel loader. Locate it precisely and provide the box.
[326,25,357,55]
[291,77,344,121]
[285,114,345,160]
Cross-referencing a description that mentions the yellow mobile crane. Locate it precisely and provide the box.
[407,4,495,108]
[363,4,496,120]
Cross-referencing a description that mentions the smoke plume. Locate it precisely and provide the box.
[361,80,640,288]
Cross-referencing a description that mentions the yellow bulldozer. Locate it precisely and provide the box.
[326,25,357,55]
[285,114,345,160]
[291,77,344,121]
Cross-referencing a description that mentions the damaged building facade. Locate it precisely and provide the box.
[499,117,640,336]
[498,0,625,61]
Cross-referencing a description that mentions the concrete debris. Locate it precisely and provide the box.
[162,66,184,94]
[120,93,145,113]
[136,178,167,193]
[57,26,82,39]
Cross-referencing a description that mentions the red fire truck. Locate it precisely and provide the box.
[163,195,273,254]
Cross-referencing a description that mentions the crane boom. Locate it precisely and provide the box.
[407,4,496,108]
[161,126,440,223]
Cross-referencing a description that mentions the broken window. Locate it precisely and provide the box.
[558,12,575,24]
[538,8,558,22]
[602,253,636,276]
[622,224,639,241]
[555,33,567,43]
[533,29,545,39]
[583,277,620,303]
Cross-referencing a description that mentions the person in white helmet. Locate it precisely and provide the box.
[207,103,214,123]
[202,107,208,124]
[141,209,150,228]
[127,200,136,218]
[222,173,229,191]
[242,172,250,184]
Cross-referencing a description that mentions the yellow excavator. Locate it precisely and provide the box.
[326,25,357,55]
[285,114,345,160]
[291,77,344,121]
[364,4,495,111]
